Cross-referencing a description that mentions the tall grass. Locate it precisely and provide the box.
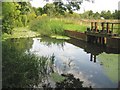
[30,16,89,36]
[30,16,65,36]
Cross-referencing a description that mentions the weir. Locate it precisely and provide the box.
[86,22,120,45]
[65,22,120,49]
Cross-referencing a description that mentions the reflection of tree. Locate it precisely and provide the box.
[55,74,92,89]
[2,39,55,88]
[40,37,65,49]
[3,38,33,53]
[42,73,93,89]
[90,54,96,63]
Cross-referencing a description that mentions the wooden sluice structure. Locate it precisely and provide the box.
[65,21,120,49]
[85,22,120,49]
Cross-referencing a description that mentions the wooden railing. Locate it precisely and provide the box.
[89,22,120,34]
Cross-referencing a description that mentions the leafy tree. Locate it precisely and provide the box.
[2,2,34,33]
[41,0,94,16]
[2,2,21,34]
[113,10,120,19]
[35,7,43,16]
[93,12,100,19]
[17,2,31,15]
[100,10,113,19]
[43,3,57,17]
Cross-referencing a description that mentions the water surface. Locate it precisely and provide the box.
[2,37,119,88]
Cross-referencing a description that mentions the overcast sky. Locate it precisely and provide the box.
[30,0,120,13]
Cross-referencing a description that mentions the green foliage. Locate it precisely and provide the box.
[21,15,28,26]
[100,10,113,19]
[80,10,120,19]
[2,18,14,34]
[2,2,19,34]
[27,12,36,23]
[64,12,80,19]
[80,11,101,19]
[112,10,120,19]
[2,39,55,88]
[30,16,51,36]
[2,2,35,34]
[64,24,87,32]
[49,19,64,35]
[43,4,57,17]
[30,16,64,36]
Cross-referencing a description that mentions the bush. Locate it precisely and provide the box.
[27,13,36,23]
[14,18,23,27]
[2,17,14,34]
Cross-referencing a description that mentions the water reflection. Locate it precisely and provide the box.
[30,37,119,88]
[66,38,120,55]
[3,38,91,89]
[2,37,119,88]
[55,74,92,89]
[90,54,96,63]
[2,38,56,88]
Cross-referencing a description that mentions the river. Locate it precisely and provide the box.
[2,37,119,88]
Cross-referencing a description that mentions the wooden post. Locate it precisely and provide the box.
[98,37,100,44]
[90,54,93,61]
[100,37,102,44]
[102,37,105,45]
[101,22,105,30]
[104,37,107,44]
[94,55,96,63]
[111,23,114,33]
[106,22,110,33]
[95,22,98,32]
[91,22,94,31]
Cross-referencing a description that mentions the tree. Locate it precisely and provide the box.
[100,10,112,19]
[2,2,35,33]
[93,12,100,19]
[43,3,57,16]
[43,0,93,15]
[113,10,120,19]
[2,2,21,34]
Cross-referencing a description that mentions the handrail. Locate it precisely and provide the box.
[90,22,120,34]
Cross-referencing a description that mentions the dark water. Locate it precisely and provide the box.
[2,37,119,88]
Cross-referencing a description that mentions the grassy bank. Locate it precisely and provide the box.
[64,24,87,32]
[2,17,88,40]
[30,16,87,37]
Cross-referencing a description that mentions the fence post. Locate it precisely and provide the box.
[95,22,98,32]
[91,22,94,31]
[106,22,110,33]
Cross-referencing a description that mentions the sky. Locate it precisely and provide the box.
[30,0,120,13]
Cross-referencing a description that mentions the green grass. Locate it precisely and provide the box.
[30,17,87,37]
[63,24,87,32]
